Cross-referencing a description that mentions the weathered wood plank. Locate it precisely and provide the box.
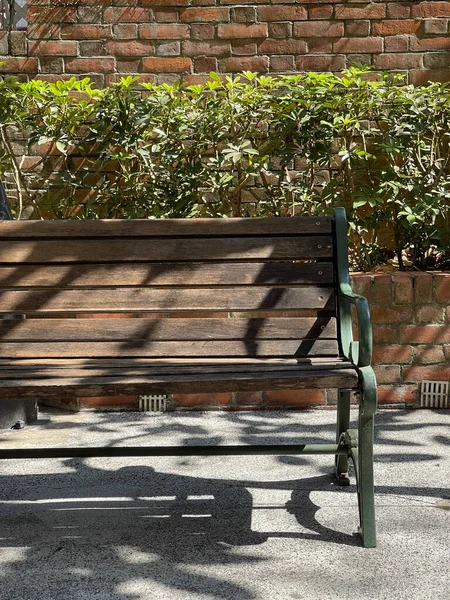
[0,339,339,358]
[0,217,332,238]
[0,359,352,379]
[0,237,333,264]
[0,287,335,313]
[0,368,358,400]
[0,262,334,289]
[0,317,337,341]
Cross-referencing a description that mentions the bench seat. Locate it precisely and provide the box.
[0,358,359,399]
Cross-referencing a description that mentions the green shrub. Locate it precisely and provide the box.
[0,67,449,271]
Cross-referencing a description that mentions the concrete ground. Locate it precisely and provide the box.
[0,408,449,600]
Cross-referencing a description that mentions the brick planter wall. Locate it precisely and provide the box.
[1,1,450,84]
[69,272,450,412]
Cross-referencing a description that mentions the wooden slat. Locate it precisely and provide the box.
[0,358,352,378]
[0,217,332,238]
[0,317,337,341]
[0,262,334,289]
[0,339,339,358]
[0,368,358,399]
[0,237,333,264]
[0,287,335,313]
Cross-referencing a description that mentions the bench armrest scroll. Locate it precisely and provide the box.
[334,207,373,368]
[339,284,373,368]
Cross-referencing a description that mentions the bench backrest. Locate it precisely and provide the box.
[0,217,340,361]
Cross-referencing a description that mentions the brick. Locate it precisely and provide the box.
[309,6,334,19]
[415,305,445,323]
[27,24,61,39]
[258,39,307,54]
[371,306,414,324]
[191,24,215,40]
[81,396,137,408]
[28,7,76,22]
[116,58,141,73]
[235,391,264,406]
[401,325,450,344]
[194,57,217,72]
[373,325,400,344]
[142,57,192,72]
[218,24,268,39]
[157,41,181,56]
[297,55,346,71]
[266,389,325,406]
[28,40,78,56]
[64,58,115,73]
[424,18,449,34]
[373,20,421,36]
[387,3,412,18]
[345,20,371,37]
[259,6,307,21]
[333,38,383,53]
[268,22,292,38]
[80,41,107,57]
[412,2,450,18]
[182,41,231,57]
[231,7,256,22]
[351,274,373,301]
[114,24,138,40]
[394,273,414,304]
[106,41,155,57]
[232,41,257,55]
[61,25,111,39]
[411,36,450,51]
[294,21,344,37]
[172,392,232,407]
[77,6,102,23]
[373,345,413,364]
[140,24,190,39]
[403,365,450,382]
[414,345,445,364]
[373,365,402,384]
[103,8,153,23]
[385,36,409,53]
[154,9,179,23]
[377,385,417,405]
[372,274,393,306]
[307,39,333,53]
[335,4,386,19]
[410,69,450,84]
[220,56,269,72]
[180,8,229,22]
[436,273,450,303]
[270,55,295,71]
[414,273,433,304]
[10,31,27,56]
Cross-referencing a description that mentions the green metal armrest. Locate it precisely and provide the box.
[339,284,373,368]
[334,208,373,369]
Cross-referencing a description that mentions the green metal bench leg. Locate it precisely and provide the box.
[335,389,351,485]
[356,367,377,548]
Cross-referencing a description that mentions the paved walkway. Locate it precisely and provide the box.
[0,409,449,600]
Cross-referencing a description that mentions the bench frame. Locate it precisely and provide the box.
[0,208,377,547]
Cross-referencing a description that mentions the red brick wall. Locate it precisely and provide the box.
[1,1,450,84]
[76,272,450,411]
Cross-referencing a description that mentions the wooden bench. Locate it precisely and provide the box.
[0,208,377,547]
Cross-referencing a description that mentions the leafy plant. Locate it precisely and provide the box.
[0,68,449,271]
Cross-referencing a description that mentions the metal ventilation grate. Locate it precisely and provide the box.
[420,381,449,408]
[138,395,168,412]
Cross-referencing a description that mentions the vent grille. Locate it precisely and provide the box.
[420,381,449,408]
[138,395,168,412]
